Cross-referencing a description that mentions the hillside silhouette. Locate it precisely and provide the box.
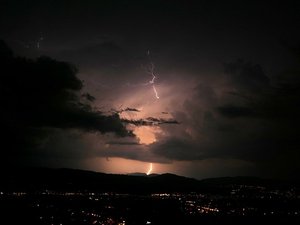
[1,167,297,193]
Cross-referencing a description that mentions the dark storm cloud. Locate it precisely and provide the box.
[121,117,179,126]
[151,138,201,161]
[81,93,95,102]
[114,107,141,113]
[222,59,300,120]
[123,107,140,112]
[0,41,129,135]
[0,41,131,165]
[217,105,255,118]
[151,57,300,177]
[58,41,128,68]
[106,141,141,146]
[224,59,270,93]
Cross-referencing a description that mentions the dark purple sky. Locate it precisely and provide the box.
[0,0,300,179]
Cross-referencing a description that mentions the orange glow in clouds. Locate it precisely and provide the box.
[133,126,162,174]
[133,126,159,145]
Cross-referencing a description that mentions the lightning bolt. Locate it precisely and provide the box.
[152,85,159,99]
[146,163,153,175]
[37,34,44,49]
[146,51,160,99]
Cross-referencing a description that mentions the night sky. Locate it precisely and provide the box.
[1,0,300,179]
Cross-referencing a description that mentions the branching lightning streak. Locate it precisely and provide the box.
[146,163,153,175]
[148,63,159,99]
[37,34,44,49]
[152,85,159,99]
[146,52,160,99]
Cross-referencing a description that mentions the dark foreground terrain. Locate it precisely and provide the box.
[0,168,299,224]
